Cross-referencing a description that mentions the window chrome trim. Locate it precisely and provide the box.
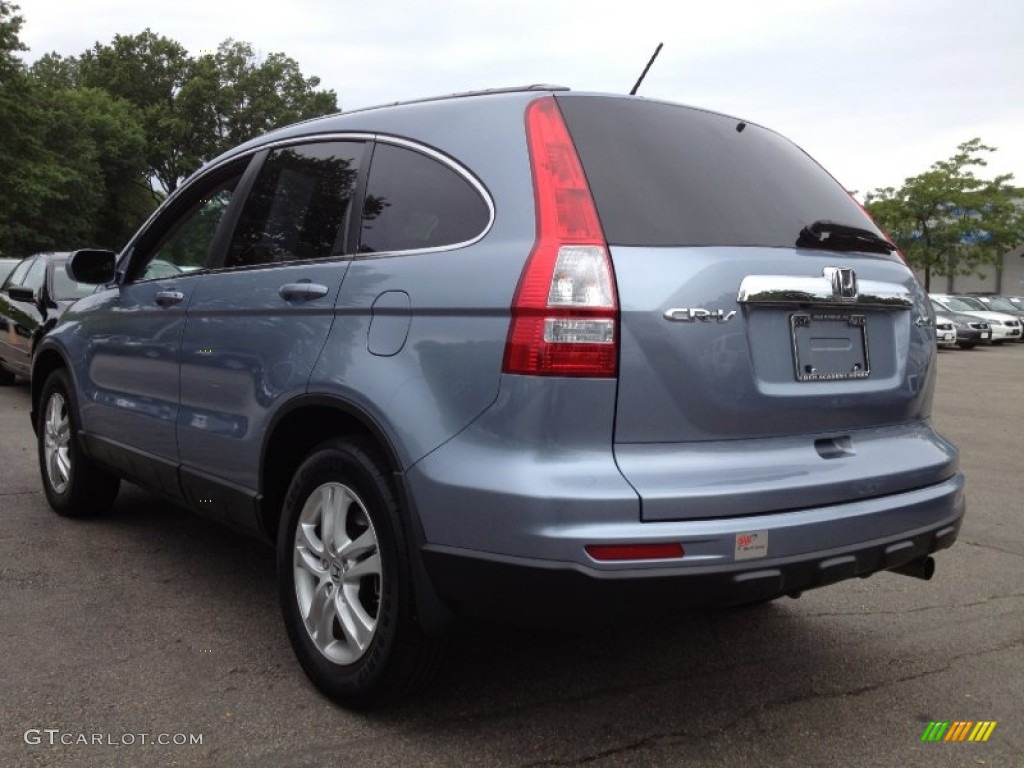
[218,134,496,256]
[737,274,913,310]
[354,134,495,258]
[123,131,496,271]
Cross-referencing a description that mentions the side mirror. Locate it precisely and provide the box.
[67,249,117,285]
[7,285,36,302]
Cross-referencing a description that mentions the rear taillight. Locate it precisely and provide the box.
[502,97,618,377]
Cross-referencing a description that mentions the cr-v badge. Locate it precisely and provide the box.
[664,307,737,323]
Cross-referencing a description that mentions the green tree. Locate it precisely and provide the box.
[77,30,196,194]
[1,10,337,256]
[76,32,338,193]
[0,1,71,256]
[865,139,1024,291]
[28,50,78,89]
[0,3,154,256]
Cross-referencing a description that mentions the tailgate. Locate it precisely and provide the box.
[609,246,956,521]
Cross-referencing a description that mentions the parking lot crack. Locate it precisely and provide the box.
[961,538,1024,559]
[803,590,1024,618]
[515,638,1023,767]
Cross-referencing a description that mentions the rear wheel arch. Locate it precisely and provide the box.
[260,396,454,635]
[259,396,404,543]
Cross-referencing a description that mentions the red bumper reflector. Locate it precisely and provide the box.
[585,543,684,561]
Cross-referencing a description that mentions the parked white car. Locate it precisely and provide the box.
[933,313,957,347]
[930,294,1022,344]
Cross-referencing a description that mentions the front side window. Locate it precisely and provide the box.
[359,143,490,254]
[23,258,47,293]
[225,142,363,268]
[129,166,245,282]
[5,258,32,289]
[51,261,97,301]
[148,186,236,275]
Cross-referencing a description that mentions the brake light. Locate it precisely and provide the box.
[502,97,618,377]
[585,543,685,561]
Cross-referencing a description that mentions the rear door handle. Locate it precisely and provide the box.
[279,282,329,301]
[154,290,185,307]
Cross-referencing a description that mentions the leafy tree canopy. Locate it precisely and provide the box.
[1,7,338,258]
[865,139,1024,291]
[39,32,339,193]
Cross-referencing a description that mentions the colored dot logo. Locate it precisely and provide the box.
[921,721,997,742]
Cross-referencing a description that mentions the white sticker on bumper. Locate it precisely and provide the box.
[735,531,768,560]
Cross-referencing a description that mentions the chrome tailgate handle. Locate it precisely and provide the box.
[737,271,912,310]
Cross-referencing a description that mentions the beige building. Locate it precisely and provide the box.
[914,245,1024,295]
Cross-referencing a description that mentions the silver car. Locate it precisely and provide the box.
[32,86,964,708]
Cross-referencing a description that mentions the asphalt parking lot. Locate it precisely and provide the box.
[1,345,1021,768]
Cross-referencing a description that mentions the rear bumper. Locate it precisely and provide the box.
[418,474,965,622]
[404,376,965,622]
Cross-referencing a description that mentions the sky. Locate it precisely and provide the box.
[16,0,1024,198]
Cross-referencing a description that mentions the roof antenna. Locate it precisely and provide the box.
[630,43,663,96]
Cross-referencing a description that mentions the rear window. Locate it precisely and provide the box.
[556,95,880,248]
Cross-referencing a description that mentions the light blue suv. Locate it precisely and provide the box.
[32,86,964,707]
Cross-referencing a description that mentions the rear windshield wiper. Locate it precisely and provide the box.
[796,220,896,254]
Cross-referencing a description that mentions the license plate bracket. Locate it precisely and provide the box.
[791,312,870,382]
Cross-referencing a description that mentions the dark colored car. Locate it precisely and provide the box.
[930,301,990,349]
[0,252,95,384]
[31,87,964,707]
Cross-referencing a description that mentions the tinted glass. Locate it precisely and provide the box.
[556,95,882,248]
[5,258,31,288]
[0,259,19,285]
[23,258,47,292]
[51,260,96,300]
[359,143,489,254]
[955,296,985,310]
[226,142,362,268]
[942,297,976,312]
[986,297,1018,311]
[132,171,242,281]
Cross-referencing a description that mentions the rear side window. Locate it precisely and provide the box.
[226,142,362,268]
[556,95,880,248]
[359,143,490,254]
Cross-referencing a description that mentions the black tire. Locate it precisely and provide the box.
[37,369,120,517]
[277,437,443,709]
[956,342,976,350]
[0,365,15,385]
